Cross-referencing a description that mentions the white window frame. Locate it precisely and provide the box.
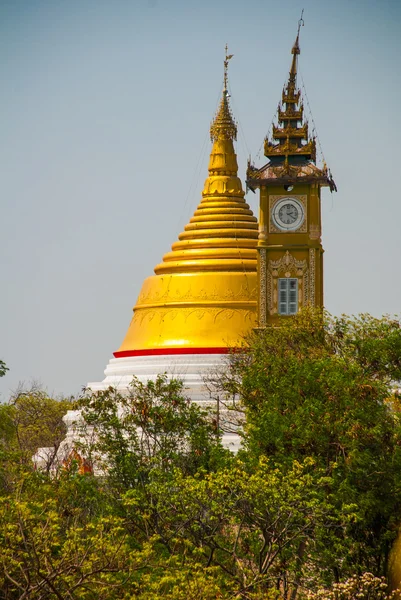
[278,278,298,315]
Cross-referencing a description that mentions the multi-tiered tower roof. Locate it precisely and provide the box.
[247,26,336,192]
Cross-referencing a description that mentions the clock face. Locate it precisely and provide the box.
[272,197,305,231]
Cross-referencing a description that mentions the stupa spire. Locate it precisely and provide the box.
[114,50,258,354]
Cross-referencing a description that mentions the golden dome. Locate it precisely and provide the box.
[115,54,258,357]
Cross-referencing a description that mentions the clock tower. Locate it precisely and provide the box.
[247,23,336,326]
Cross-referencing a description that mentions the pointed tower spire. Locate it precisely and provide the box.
[247,13,336,191]
[288,10,303,94]
[261,11,317,167]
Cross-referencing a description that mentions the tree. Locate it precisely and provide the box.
[0,386,73,491]
[70,393,337,598]
[0,469,154,599]
[215,309,401,584]
[0,361,7,379]
[1,313,401,599]
[125,457,332,598]
[78,374,228,486]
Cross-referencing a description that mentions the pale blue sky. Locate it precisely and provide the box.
[1,0,400,398]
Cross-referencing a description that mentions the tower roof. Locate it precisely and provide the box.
[115,50,258,356]
[247,16,336,192]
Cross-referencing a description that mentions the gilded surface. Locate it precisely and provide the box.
[154,71,258,277]
[137,281,257,306]
[272,123,308,139]
[210,93,237,142]
[116,54,258,353]
[133,307,255,326]
[264,138,316,161]
[267,269,273,314]
[303,270,309,306]
[309,223,322,241]
[278,106,303,121]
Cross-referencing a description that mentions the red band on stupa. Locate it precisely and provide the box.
[113,347,231,358]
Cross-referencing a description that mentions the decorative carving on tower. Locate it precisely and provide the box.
[309,248,316,306]
[268,251,309,315]
[259,248,267,327]
[246,15,337,325]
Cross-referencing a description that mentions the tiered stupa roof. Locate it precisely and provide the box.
[247,24,336,192]
[115,51,258,357]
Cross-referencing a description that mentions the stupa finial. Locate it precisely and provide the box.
[210,45,236,142]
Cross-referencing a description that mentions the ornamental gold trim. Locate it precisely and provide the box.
[309,223,321,241]
[133,307,255,326]
[267,269,273,315]
[309,248,316,306]
[269,195,307,233]
[303,270,309,306]
[137,283,257,306]
[258,248,267,327]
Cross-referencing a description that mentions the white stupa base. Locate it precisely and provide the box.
[33,353,242,470]
[87,353,241,451]
[88,353,224,402]
[33,409,97,472]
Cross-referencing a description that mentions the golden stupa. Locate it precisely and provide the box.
[115,52,258,358]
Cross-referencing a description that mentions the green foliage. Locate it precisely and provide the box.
[127,457,332,597]
[78,374,229,486]
[0,386,74,492]
[329,313,401,383]
[305,572,398,600]
[0,360,8,378]
[9,387,73,458]
[0,472,153,599]
[1,312,401,598]
[218,309,401,581]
